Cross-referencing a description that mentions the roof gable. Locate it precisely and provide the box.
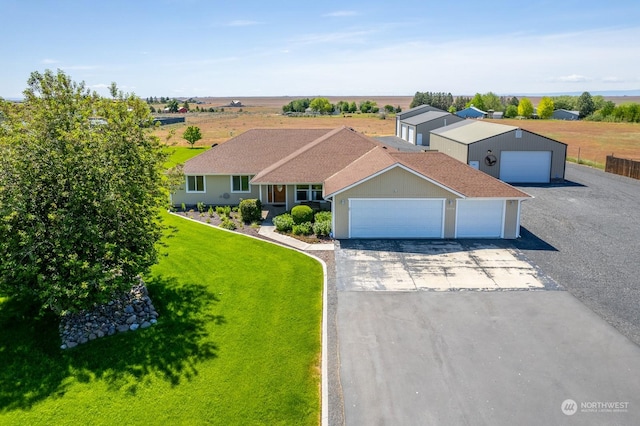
[402,110,453,126]
[251,127,380,184]
[325,147,531,199]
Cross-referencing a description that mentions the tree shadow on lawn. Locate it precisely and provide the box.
[0,275,223,412]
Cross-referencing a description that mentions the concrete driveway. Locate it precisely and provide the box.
[336,240,554,291]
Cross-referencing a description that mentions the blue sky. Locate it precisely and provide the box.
[1,0,639,98]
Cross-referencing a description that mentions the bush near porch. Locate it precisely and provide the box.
[273,210,332,239]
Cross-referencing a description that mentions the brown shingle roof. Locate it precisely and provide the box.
[183,128,332,175]
[324,148,531,199]
[251,127,380,184]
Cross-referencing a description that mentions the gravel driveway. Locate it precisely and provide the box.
[514,162,640,345]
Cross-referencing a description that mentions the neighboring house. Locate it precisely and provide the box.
[153,117,186,126]
[430,120,567,183]
[490,111,503,119]
[552,109,580,120]
[397,110,464,147]
[174,126,532,239]
[395,104,446,139]
[177,107,188,113]
[455,106,488,119]
[229,100,243,107]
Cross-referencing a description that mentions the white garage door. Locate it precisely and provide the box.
[500,151,552,183]
[408,127,415,144]
[401,125,407,140]
[350,199,444,238]
[456,199,504,238]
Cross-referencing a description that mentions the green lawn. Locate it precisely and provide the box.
[162,146,209,169]
[0,212,323,425]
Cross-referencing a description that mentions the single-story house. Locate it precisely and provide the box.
[397,110,464,147]
[455,106,488,119]
[173,127,532,239]
[395,104,446,139]
[430,120,567,183]
[177,107,188,113]
[552,109,580,120]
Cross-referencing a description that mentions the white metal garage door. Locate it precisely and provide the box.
[401,125,407,140]
[350,199,444,238]
[500,151,552,183]
[456,199,504,238]
[408,127,415,144]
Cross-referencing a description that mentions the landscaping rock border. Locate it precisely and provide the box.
[59,282,158,349]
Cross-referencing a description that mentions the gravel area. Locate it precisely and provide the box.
[514,162,640,345]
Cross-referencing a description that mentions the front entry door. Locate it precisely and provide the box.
[268,185,286,205]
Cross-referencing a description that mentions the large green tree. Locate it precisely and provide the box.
[517,98,534,118]
[0,70,168,314]
[309,97,333,114]
[577,91,595,118]
[537,96,555,119]
[467,93,486,111]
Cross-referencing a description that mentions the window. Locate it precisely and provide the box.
[296,184,323,202]
[296,184,309,201]
[186,175,205,192]
[311,184,323,201]
[231,175,250,192]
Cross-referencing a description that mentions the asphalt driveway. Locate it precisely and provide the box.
[334,163,640,425]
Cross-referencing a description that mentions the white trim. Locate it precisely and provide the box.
[185,175,206,193]
[325,163,466,200]
[230,175,251,193]
[516,199,522,238]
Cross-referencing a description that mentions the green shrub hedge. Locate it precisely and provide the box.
[314,211,331,223]
[313,221,331,237]
[292,222,313,236]
[291,205,314,224]
[239,199,262,223]
[273,213,294,232]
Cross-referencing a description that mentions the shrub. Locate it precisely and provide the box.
[216,206,231,218]
[197,202,205,213]
[219,217,237,230]
[313,220,332,237]
[208,206,214,217]
[291,205,314,224]
[314,211,331,223]
[292,222,313,236]
[181,202,186,212]
[239,198,262,223]
[273,213,294,233]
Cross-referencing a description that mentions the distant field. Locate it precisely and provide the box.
[152,96,640,166]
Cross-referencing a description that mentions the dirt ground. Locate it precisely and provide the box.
[153,96,640,165]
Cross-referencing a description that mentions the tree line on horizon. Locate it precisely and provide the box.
[281,98,402,115]
[410,90,640,122]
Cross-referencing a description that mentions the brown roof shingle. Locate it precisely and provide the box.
[183,128,332,175]
[324,148,531,199]
[251,127,380,184]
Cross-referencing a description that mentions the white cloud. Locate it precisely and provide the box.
[41,58,59,64]
[61,65,99,71]
[227,20,259,27]
[555,74,591,83]
[323,10,357,17]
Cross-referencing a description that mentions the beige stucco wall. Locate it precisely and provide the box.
[429,135,468,162]
[171,175,259,207]
[468,130,567,180]
[332,167,460,239]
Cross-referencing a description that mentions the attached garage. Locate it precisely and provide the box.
[499,151,552,183]
[349,198,445,238]
[456,199,505,238]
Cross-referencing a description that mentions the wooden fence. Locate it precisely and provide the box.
[606,155,640,180]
